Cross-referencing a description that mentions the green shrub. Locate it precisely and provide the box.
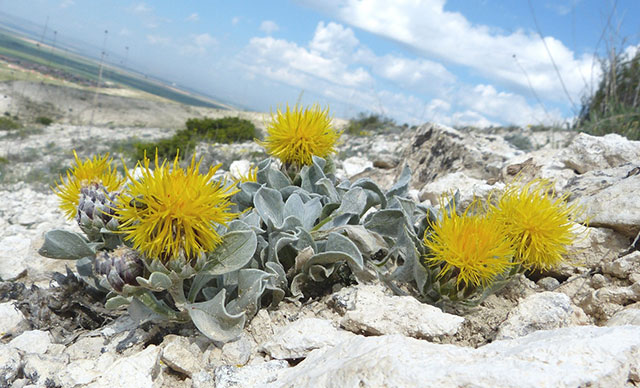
[36,116,53,126]
[577,49,640,140]
[186,117,256,143]
[133,117,257,161]
[0,117,20,130]
[344,112,396,136]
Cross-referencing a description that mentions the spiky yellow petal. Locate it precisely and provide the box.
[257,103,340,166]
[115,153,239,261]
[489,179,582,271]
[54,151,124,220]
[424,198,515,288]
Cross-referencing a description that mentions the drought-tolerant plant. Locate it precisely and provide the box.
[0,116,20,130]
[134,116,257,161]
[39,103,587,342]
[577,48,640,140]
[344,112,396,136]
[36,116,53,126]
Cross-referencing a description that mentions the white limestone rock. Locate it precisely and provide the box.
[64,336,106,361]
[88,345,163,388]
[496,292,585,340]
[335,284,464,338]
[22,353,69,386]
[0,235,30,281]
[267,326,640,388]
[556,225,630,276]
[228,159,252,181]
[0,344,21,387]
[9,330,53,355]
[573,173,640,237]
[607,307,640,326]
[0,301,28,336]
[342,156,373,177]
[260,318,355,359]
[221,332,257,366]
[603,251,640,279]
[418,171,504,208]
[558,132,640,174]
[161,335,203,377]
[214,360,289,388]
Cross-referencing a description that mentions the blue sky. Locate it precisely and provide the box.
[2,0,639,127]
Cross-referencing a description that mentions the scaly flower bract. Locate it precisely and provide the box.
[115,153,239,261]
[489,179,581,271]
[424,198,515,288]
[257,103,340,166]
[54,151,124,220]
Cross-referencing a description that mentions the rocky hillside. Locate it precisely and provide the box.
[1,120,640,387]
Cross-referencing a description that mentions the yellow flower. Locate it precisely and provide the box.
[424,198,515,288]
[257,103,340,166]
[115,153,239,261]
[235,165,258,184]
[54,151,124,220]
[489,179,581,271]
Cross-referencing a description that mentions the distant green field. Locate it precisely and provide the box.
[0,31,227,109]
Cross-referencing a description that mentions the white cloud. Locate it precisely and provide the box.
[232,17,240,25]
[59,0,74,8]
[119,27,131,37]
[259,20,280,34]
[146,34,171,45]
[303,0,596,106]
[180,33,217,55]
[186,12,199,22]
[129,2,152,14]
[241,20,562,127]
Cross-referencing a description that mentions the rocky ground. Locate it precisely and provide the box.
[1,82,640,387]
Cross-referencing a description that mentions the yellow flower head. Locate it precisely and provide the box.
[257,103,340,166]
[54,151,124,220]
[424,198,515,288]
[115,153,239,261]
[489,179,581,271]
[235,165,258,184]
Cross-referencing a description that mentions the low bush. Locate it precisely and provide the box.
[344,112,396,136]
[133,117,257,161]
[36,116,53,126]
[577,49,640,140]
[0,116,20,130]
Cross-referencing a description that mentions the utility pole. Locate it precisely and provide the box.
[90,29,108,125]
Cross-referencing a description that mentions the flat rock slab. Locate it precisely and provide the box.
[335,284,464,338]
[267,326,640,388]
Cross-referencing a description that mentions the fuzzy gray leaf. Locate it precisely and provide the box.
[203,230,257,275]
[38,229,96,260]
[254,186,285,228]
[187,289,246,343]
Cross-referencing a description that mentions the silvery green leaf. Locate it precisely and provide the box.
[203,230,257,275]
[364,209,406,240]
[293,246,314,274]
[352,178,387,209]
[187,288,246,343]
[386,164,411,199]
[303,249,362,279]
[149,271,172,290]
[256,158,276,183]
[300,161,326,193]
[241,210,262,228]
[312,155,327,171]
[283,193,304,219]
[76,256,105,290]
[226,268,273,317]
[227,219,252,232]
[38,229,96,260]
[105,295,132,309]
[324,213,356,230]
[390,226,428,292]
[254,186,284,228]
[315,178,340,202]
[290,273,306,300]
[187,273,216,302]
[266,168,291,190]
[284,194,322,230]
[342,225,389,260]
[235,182,260,208]
[308,263,335,281]
[335,187,367,216]
[147,258,170,274]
